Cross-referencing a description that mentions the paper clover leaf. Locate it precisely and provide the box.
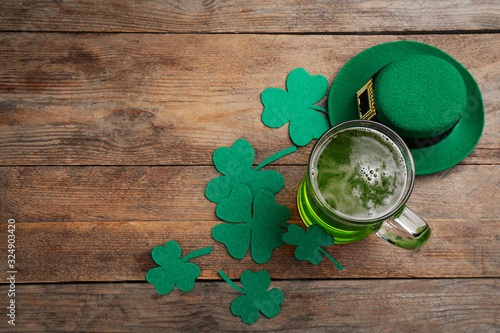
[261,68,330,146]
[206,139,296,205]
[219,270,284,324]
[283,224,343,270]
[213,185,290,264]
[146,241,213,294]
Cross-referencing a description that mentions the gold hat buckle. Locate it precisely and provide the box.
[356,78,377,120]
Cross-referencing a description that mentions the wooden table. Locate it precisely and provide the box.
[1,1,499,331]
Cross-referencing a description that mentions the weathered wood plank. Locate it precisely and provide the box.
[4,279,498,332]
[0,218,498,283]
[1,0,499,33]
[0,165,498,223]
[0,33,498,165]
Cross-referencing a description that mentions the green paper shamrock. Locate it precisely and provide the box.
[213,185,290,264]
[146,241,213,294]
[261,68,330,146]
[219,270,284,324]
[206,139,296,205]
[283,224,343,270]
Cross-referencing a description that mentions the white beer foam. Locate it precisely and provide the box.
[313,127,407,220]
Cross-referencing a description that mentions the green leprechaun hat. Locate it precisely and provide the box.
[328,41,484,175]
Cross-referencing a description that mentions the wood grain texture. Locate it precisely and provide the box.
[1,0,499,33]
[4,279,498,332]
[0,33,498,166]
[1,1,498,331]
[0,218,498,283]
[1,165,498,223]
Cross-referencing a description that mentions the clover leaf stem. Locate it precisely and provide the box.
[218,270,245,293]
[318,248,344,270]
[181,246,213,263]
[310,105,328,114]
[253,145,297,172]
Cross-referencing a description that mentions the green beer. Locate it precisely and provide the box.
[298,124,409,243]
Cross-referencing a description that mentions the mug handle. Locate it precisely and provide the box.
[375,206,431,249]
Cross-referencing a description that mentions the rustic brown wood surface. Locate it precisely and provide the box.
[1,0,499,33]
[0,0,499,332]
[1,165,498,222]
[0,33,498,166]
[10,279,500,332]
[3,218,498,283]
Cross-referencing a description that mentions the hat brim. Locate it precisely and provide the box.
[328,41,484,175]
